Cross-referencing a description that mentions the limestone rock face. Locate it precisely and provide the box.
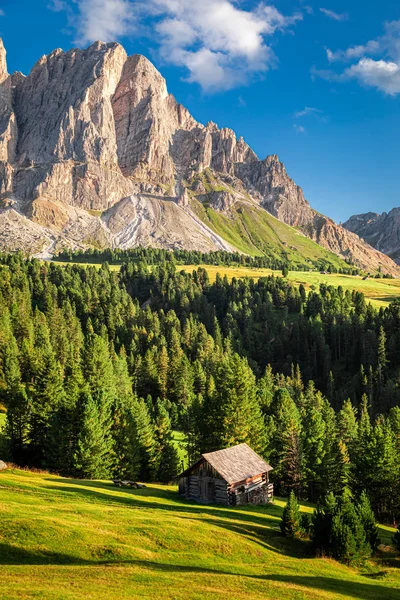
[0,37,398,274]
[344,209,400,264]
[236,154,314,227]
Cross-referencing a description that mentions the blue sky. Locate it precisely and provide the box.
[1,0,400,222]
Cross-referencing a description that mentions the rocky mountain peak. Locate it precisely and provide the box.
[0,38,8,84]
[0,38,398,274]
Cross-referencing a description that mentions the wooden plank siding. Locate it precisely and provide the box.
[179,458,273,506]
[178,444,274,507]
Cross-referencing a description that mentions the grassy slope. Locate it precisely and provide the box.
[180,265,400,309]
[0,469,399,600]
[191,198,350,270]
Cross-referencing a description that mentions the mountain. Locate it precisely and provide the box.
[0,39,397,274]
[344,209,400,264]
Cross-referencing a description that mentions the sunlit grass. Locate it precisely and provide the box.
[179,265,400,309]
[0,469,398,599]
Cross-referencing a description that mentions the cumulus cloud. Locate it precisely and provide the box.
[345,58,400,95]
[316,20,400,95]
[71,0,137,45]
[53,0,303,91]
[320,8,348,21]
[148,0,303,91]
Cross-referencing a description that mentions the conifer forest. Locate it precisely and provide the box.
[1,251,399,532]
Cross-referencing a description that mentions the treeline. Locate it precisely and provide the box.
[0,253,399,521]
[56,247,360,275]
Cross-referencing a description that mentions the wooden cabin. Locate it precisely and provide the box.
[178,443,273,506]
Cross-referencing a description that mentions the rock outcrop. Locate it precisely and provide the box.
[0,38,398,274]
[344,209,400,264]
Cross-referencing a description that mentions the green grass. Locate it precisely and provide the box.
[172,430,188,470]
[180,265,400,309]
[0,469,399,599]
[51,260,121,272]
[190,198,350,270]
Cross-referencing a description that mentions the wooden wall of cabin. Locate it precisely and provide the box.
[178,461,229,504]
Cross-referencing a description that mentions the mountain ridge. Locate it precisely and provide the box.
[344,208,400,264]
[0,38,398,274]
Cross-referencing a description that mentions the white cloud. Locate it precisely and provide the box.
[295,106,323,118]
[316,20,400,96]
[320,8,348,21]
[345,58,400,95]
[52,0,303,91]
[148,0,302,91]
[0,9,5,16]
[326,41,380,62]
[294,124,305,133]
[72,0,137,45]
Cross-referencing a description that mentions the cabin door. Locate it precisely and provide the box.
[207,480,215,502]
[201,478,215,502]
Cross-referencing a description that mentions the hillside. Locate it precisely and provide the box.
[0,39,397,274]
[0,469,399,600]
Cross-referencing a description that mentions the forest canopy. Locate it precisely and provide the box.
[0,250,399,521]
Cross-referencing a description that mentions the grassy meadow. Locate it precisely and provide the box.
[0,469,399,600]
[179,265,400,309]
[49,258,400,309]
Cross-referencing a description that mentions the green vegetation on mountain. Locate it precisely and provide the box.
[190,198,353,270]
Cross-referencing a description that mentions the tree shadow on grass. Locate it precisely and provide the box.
[256,574,400,600]
[44,478,305,558]
[0,543,92,566]
[2,549,398,600]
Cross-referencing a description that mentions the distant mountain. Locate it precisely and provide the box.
[0,38,397,273]
[344,209,400,264]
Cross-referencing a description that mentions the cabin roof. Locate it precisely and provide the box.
[179,443,272,484]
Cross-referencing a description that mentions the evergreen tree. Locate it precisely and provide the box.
[280,491,301,538]
[131,398,157,481]
[357,491,380,553]
[73,391,114,479]
[330,491,371,565]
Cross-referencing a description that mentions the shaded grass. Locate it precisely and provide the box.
[0,470,399,599]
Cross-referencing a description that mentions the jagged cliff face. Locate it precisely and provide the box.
[344,209,400,264]
[0,38,398,274]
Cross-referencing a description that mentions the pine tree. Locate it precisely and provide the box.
[5,386,30,462]
[357,491,380,553]
[330,491,371,565]
[29,349,65,465]
[280,491,301,538]
[270,389,303,496]
[301,390,326,502]
[311,491,337,556]
[131,398,157,481]
[73,391,114,479]
[153,400,180,482]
